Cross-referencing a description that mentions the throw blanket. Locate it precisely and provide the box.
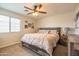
[21,33,59,55]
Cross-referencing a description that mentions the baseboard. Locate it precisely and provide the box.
[0,41,20,48]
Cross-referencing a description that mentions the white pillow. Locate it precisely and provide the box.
[38,30,49,34]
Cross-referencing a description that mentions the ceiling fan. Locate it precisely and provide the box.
[24,4,47,16]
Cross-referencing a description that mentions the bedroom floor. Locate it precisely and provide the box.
[0,43,68,56]
[53,44,68,56]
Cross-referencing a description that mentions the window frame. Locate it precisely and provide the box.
[0,15,9,33]
[0,15,21,33]
[10,16,21,32]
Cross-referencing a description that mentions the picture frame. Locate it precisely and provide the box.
[31,23,34,29]
[24,20,34,29]
[28,23,32,27]
[25,25,28,28]
[25,21,28,23]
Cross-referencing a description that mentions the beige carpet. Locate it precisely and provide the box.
[0,43,68,56]
[53,45,68,56]
[0,44,39,56]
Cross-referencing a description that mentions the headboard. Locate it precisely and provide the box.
[39,27,61,37]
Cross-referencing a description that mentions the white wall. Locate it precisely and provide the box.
[75,4,79,13]
[36,12,75,28]
[0,8,36,48]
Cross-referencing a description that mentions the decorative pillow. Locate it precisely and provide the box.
[38,30,49,34]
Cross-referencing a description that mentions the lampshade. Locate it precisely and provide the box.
[61,27,70,35]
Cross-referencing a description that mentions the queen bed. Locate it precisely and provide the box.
[21,28,61,56]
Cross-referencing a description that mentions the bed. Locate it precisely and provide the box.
[21,28,61,56]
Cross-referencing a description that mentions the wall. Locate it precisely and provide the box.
[75,4,79,13]
[0,8,36,48]
[36,12,75,28]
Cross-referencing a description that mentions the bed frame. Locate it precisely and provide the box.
[21,27,61,56]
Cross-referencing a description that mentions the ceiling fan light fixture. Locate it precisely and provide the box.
[24,4,47,16]
[32,12,39,16]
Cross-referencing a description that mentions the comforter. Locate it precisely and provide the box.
[21,33,59,55]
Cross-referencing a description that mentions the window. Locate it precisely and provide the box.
[0,15,9,33]
[11,17,20,32]
[0,15,20,33]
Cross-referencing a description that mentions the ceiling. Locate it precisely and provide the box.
[0,3,78,19]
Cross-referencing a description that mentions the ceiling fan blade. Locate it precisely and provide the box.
[39,11,47,14]
[39,4,42,9]
[24,6,33,11]
[34,5,37,11]
[24,10,28,11]
[27,12,33,15]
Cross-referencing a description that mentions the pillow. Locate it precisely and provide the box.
[38,30,49,34]
[48,30,58,34]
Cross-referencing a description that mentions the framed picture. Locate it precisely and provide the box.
[31,23,34,29]
[25,22,34,29]
[28,23,32,27]
[25,21,28,23]
[25,25,28,28]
